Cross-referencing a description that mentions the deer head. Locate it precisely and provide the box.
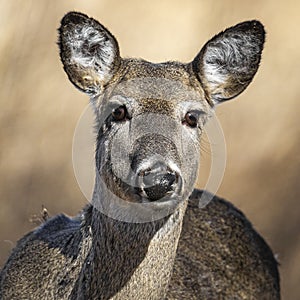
[59,12,265,222]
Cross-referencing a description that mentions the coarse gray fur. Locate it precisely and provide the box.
[0,12,280,300]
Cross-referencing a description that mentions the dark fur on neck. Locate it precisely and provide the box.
[70,205,170,299]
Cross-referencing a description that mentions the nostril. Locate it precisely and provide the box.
[137,168,151,178]
[160,173,176,189]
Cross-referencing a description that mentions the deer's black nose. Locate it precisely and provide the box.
[138,162,180,201]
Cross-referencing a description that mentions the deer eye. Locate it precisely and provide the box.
[183,112,198,128]
[112,105,127,121]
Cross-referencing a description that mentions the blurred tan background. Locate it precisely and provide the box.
[0,0,299,299]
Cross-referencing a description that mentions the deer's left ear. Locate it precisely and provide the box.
[58,12,121,96]
[192,21,265,105]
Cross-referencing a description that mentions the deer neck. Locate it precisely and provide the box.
[80,198,187,299]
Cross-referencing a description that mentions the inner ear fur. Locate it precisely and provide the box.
[192,20,265,104]
[58,12,121,96]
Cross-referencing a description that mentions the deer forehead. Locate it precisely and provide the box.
[104,59,210,115]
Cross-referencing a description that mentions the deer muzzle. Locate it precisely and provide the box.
[135,160,183,202]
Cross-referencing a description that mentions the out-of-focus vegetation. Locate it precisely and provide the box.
[0,1,299,299]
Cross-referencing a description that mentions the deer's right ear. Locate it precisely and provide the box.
[58,12,121,96]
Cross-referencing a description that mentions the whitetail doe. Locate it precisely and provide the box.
[0,12,280,299]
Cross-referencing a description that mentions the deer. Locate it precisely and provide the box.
[0,12,280,299]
